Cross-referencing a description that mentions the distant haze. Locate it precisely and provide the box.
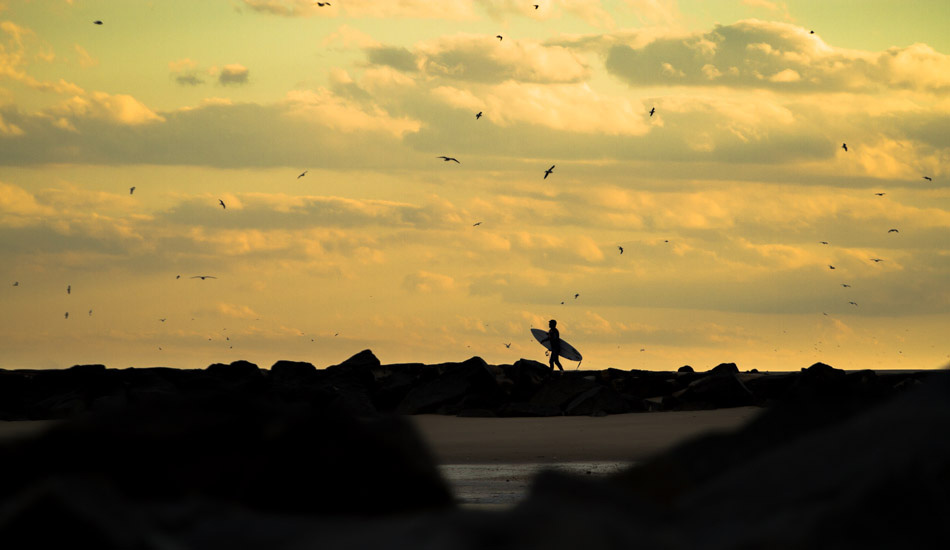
[1,1,948,371]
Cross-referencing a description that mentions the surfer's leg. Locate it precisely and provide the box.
[553,353,563,371]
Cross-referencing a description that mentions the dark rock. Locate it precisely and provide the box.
[206,360,262,381]
[709,362,739,375]
[397,357,499,414]
[334,349,381,369]
[670,373,756,410]
[530,376,598,411]
[325,350,379,390]
[678,365,694,373]
[269,360,317,383]
[565,386,629,416]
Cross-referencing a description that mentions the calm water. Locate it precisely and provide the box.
[438,462,631,509]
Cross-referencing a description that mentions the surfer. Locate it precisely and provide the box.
[540,319,564,372]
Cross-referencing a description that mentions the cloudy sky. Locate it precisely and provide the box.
[1,0,948,371]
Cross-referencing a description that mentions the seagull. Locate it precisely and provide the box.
[574,293,579,299]
[65,312,69,319]
[159,318,166,323]
[828,265,836,270]
[88,309,93,316]
[923,176,932,181]
[191,275,218,280]
[874,192,885,196]
[437,156,460,163]
[543,165,555,179]
[841,143,848,152]
[475,111,482,119]
[67,285,71,294]
[888,228,899,233]
[649,107,655,116]
[870,258,884,263]
[315,2,331,6]
[841,284,851,288]
[496,35,503,41]
[218,199,226,209]
[473,221,482,226]
[618,246,623,254]
[534,4,539,8]
[176,275,181,279]
[504,342,511,348]
[849,301,858,306]
[297,170,308,179]
[820,241,829,245]
[93,20,103,25]
[130,186,135,195]
[12,281,18,286]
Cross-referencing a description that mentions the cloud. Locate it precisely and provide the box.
[72,44,97,68]
[367,34,590,84]
[49,91,164,126]
[1,21,83,95]
[218,63,249,86]
[217,303,261,319]
[243,0,476,19]
[403,271,457,293]
[602,19,950,92]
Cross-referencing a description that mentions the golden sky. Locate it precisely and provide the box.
[1,0,948,371]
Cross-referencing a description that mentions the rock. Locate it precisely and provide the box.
[678,365,694,373]
[565,386,629,416]
[269,360,317,384]
[397,357,499,414]
[709,362,739,375]
[206,360,262,381]
[530,376,598,411]
[325,350,379,390]
[334,349,381,369]
[670,373,756,410]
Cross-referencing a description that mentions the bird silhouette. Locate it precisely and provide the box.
[504,342,511,348]
[543,165,555,179]
[841,284,851,288]
[923,176,932,181]
[88,309,93,316]
[93,20,103,25]
[870,258,884,263]
[176,275,181,279]
[67,285,71,294]
[888,229,899,233]
[218,199,226,209]
[437,156,460,163]
[649,107,655,116]
[618,246,623,254]
[191,275,217,280]
[130,186,135,195]
[841,143,848,152]
[315,2,331,6]
[159,318,166,322]
[820,241,829,245]
[534,4,539,8]
[298,170,308,179]
[496,35,503,41]
[574,293,579,299]
[828,265,836,270]
[65,312,69,319]
[874,192,885,196]
[12,281,18,286]
[473,221,482,226]
[849,301,858,306]
[475,111,482,119]
[809,30,814,34]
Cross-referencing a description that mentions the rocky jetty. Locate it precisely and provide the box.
[0,353,936,421]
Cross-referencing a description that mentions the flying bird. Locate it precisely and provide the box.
[841,143,848,152]
[176,275,181,279]
[504,342,511,348]
[65,312,69,319]
[543,165,555,179]
[67,285,71,294]
[923,176,932,181]
[849,301,858,306]
[475,111,482,119]
[298,170,308,179]
[159,318,166,323]
[496,35,503,41]
[820,241,829,245]
[828,265,836,270]
[888,228,899,233]
[534,4,539,8]
[874,192,885,196]
[649,107,655,116]
[473,221,482,226]
[841,284,851,288]
[437,156,460,163]
[810,30,814,34]
[12,281,18,286]
[870,258,884,263]
[315,2,331,6]
[93,20,103,25]
[191,275,217,280]
[218,199,226,209]
[574,293,579,299]
[130,186,135,195]
[618,246,623,254]
[88,309,93,316]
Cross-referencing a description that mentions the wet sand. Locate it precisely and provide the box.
[411,407,763,464]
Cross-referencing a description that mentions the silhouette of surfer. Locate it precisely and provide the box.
[541,319,564,372]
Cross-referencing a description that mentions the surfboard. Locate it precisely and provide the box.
[531,328,582,362]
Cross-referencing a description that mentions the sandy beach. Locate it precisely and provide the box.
[411,406,763,464]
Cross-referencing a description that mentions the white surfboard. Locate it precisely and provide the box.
[531,328,582,362]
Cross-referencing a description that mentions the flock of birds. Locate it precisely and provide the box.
[7,5,942,363]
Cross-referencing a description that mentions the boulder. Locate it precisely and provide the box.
[709,362,739,375]
[396,357,498,414]
[670,373,755,410]
[530,376,598,411]
[678,365,695,373]
[269,360,317,384]
[206,360,262,381]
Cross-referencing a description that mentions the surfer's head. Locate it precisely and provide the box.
[549,319,557,328]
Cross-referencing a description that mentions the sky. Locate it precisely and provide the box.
[1,0,948,372]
